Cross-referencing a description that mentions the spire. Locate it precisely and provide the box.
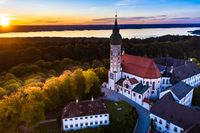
[113,12,119,34]
[110,11,122,45]
[115,11,118,26]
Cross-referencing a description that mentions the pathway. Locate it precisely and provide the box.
[101,87,151,133]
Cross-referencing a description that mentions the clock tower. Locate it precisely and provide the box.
[108,13,122,90]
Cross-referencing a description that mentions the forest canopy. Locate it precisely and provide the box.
[0,35,200,132]
[0,35,200,72]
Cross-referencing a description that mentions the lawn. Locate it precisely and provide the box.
[34,100,138,133]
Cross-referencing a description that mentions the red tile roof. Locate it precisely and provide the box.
[122,54,161,79]
[143,98,153,104]
[129,78,139,85]
[62,100,108,119]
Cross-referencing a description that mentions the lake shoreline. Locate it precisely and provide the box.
[0,27,199,39]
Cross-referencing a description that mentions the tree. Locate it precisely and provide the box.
[83,69,100,97]
[58,71,73,105]
[94,67,108,83]
[19,87,45,127]
[0,87,6,99]
[92,60,102,68]
[43,77,62,110]
[71,69,86,100]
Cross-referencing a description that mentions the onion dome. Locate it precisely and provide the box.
[110,13,122,45]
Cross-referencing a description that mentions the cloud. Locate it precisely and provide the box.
[31,17,68,24]
[115,0,136,6]
[91,15,200,24]
[92,15,168,23]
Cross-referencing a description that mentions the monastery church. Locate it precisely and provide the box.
[108,14,200,109]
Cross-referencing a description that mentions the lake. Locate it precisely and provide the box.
[0,27,199,39]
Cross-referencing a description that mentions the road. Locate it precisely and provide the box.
[101,87,151,133]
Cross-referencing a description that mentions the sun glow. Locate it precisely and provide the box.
[0,17,10,26]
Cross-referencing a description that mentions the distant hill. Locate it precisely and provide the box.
[1,24,200,33]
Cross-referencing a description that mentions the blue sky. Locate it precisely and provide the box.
[0,0,200,25]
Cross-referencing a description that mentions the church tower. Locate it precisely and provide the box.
[108,13,122,90]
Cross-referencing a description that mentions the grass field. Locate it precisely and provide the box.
[34,100,138,133]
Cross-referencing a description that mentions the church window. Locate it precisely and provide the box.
[152,82,155,90]
[139,95,141,99]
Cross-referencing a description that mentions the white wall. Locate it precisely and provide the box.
[108,70,122,91]
[179,89,194,106]
[142,101,150,110]
[150,114,184,133]
[160,77,172,90]
[122,72,161,98]
[159,89,170,99]
[182,73,200,87]
[123,88,132,99]
[63,114,109,131]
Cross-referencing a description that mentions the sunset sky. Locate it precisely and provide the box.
[0,0,200,25]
